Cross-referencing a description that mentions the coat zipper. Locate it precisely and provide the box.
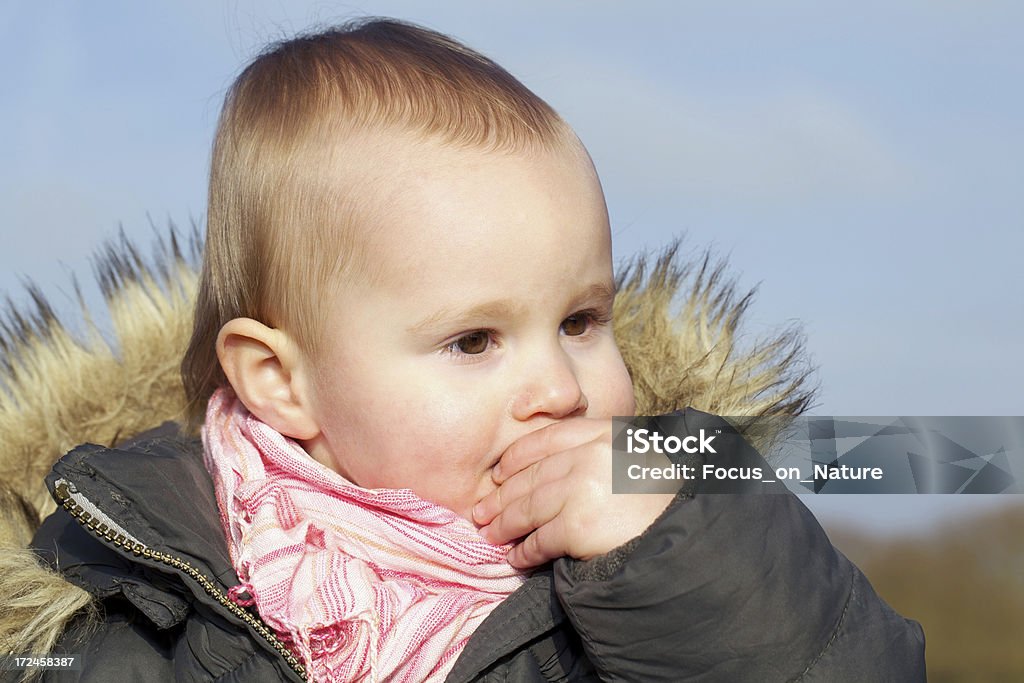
[54,480,307,681]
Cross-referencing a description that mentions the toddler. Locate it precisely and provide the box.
[187,18,672,678]
[21,18,924,683]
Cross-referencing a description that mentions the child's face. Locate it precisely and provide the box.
[302,132,635,521]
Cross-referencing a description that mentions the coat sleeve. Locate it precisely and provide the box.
[551,412,926,682]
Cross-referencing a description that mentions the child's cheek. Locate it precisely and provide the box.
[399,386,501,467]
[583,349,636,418]
[618,375,637,416]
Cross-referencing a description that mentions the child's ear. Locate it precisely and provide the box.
[216,318,319,440]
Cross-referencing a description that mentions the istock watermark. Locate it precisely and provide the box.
[612,413,1024,495]
[624,427,717,455]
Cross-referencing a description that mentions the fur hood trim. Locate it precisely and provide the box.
[0,228,814,663]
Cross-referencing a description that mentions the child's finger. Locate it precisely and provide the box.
[474,447,575,525]
[478,479,566,546]
[495,418,609,483]
[506,516,569,568]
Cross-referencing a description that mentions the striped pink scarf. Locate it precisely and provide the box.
[202,389,526,682]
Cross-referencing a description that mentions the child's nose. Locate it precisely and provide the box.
[510,348,588,421]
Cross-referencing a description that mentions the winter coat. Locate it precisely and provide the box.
[0,234,924,680]
[28,412,925,682]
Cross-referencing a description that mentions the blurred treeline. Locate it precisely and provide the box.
[824,502,1024,682]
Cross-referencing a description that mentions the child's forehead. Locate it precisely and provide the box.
[325,123,589,185]
[352,149,605,277]
[321,125,591,230]
[307,123,606,305]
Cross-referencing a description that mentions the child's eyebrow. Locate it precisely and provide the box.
[571,282,618,308]
[407,299,526,336]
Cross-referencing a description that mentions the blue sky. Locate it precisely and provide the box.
[2,2,1022,531]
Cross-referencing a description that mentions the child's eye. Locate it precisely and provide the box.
[560,309,611,337]
[446,331,491,355]
[561,314,589,336]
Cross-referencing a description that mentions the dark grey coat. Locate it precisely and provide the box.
[25,411,926,682]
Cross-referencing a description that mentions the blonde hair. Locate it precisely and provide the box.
[181,18,572,427]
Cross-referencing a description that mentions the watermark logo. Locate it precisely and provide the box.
[612,414,1024,495]
[625,427,717,454]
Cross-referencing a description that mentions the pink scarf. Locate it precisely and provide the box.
[202,388,526,682]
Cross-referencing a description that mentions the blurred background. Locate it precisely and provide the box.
[2,2,1021,679]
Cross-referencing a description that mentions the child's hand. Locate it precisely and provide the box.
[473,418,675,568]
